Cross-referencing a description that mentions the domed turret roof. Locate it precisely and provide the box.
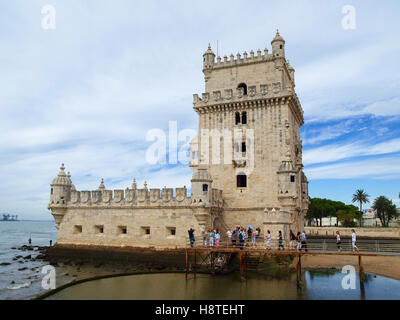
[97,178,106,190]
[203,44,215,56]
[191,168,213,182]
[271,30,285,44]
[51,163,72,185]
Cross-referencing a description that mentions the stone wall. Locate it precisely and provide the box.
[306,227,400,239]
[55,206,211,248]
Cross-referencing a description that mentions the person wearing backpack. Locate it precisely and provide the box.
[278,231,284,251]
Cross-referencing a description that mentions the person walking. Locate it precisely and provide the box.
[209,230,214,247]
[28,237,32,246]
[231,230,237,247]
[227,229,232,247]
[352,229,359,254]
[336,231,342,253]
[215,230,221,247]
[252,228,256,247]
[296,232,302,251]
[266,230,272,250]
[301,230,308,252]
[49,240,53,247]
[239,228,245,250]
[278,231,284,251]
[289,229,296,250]
[188,228,195,248]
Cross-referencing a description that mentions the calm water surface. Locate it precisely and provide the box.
[47,271,400,300]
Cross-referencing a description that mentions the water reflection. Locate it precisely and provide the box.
[46,271,400,300]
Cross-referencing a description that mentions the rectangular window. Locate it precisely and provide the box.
[94,225,104,234]
[167,227,176,237]
[241,142,246,153]
[74,225,82,234]
[291,176,295,182]
[118,226,127,235]
[141,226,151,236]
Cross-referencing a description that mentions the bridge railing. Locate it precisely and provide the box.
[186,237,400,254]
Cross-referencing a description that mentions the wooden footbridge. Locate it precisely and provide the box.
[185,239,400,284]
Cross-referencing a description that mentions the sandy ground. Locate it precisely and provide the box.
[300,255,400,280]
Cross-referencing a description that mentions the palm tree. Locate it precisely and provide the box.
[352,189,370,226]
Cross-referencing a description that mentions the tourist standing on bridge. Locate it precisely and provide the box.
[290,230,296,249]
[215,230,221,247]
[251,229,256,247]
[231,229,237,247]
[278,231,284,250]
[227,229,232,246]
[336,231,342,253]
[209,230,214,247]
[188,228,195,248]
[352,229,359,254]
[266,230,272,250]
[239,228,245,250]
[296,232,302,251]
[301,231,308,252]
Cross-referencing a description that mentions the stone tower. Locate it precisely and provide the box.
[191,31,309,236]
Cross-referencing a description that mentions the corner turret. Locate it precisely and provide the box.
[203,44,215,75]
[50,163,72,205]
[191,167,213,206]
[271,30,285,58]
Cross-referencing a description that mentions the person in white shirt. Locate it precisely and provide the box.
[351,229,359,254]
[336,231,342,253]
[265,230,272,250]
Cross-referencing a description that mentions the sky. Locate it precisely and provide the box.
[0,0,399,220]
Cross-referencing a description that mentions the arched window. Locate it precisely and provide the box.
[202,184,208,192]
[235,112,241,125]
[241,112,247,124]
[237,83,247,95]
[236,173,247,188]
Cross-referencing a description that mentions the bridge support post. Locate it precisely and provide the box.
[358,255,364,282]
[296,254,302,287]
[185,248,189,279]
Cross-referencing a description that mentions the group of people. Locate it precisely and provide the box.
[188,227,361,254]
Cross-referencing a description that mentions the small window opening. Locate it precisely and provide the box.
[235,112,241,125]
[167,227,176,236]
[237,173,247,188]
[74,225,82,234]
[202,184,208,192]
[242,142,246,153]
[94,225,104,234]
[118,226,127,234]
[241,112,247,124]
[238,83,247,95]
[291,176,295,182]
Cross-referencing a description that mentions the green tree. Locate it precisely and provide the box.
[372,196,398,227]
[337,209,356,227]
[352,189,370,227]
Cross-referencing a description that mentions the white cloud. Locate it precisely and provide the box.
[303,138,400,165]
[305,156,400,180]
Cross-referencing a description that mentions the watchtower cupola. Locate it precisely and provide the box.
[203,44,215,72]
[271,30,285,58]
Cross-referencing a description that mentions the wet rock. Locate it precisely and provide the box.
[24,255,32,260]
[11,280,15,284]
[1,262,11,266]
[18,267,28,271]
[35,254,46,260]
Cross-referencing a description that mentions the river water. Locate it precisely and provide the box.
[0,220,73,300]
[47,271,400,300]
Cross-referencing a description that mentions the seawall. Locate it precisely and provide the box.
[306,227,400,239]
